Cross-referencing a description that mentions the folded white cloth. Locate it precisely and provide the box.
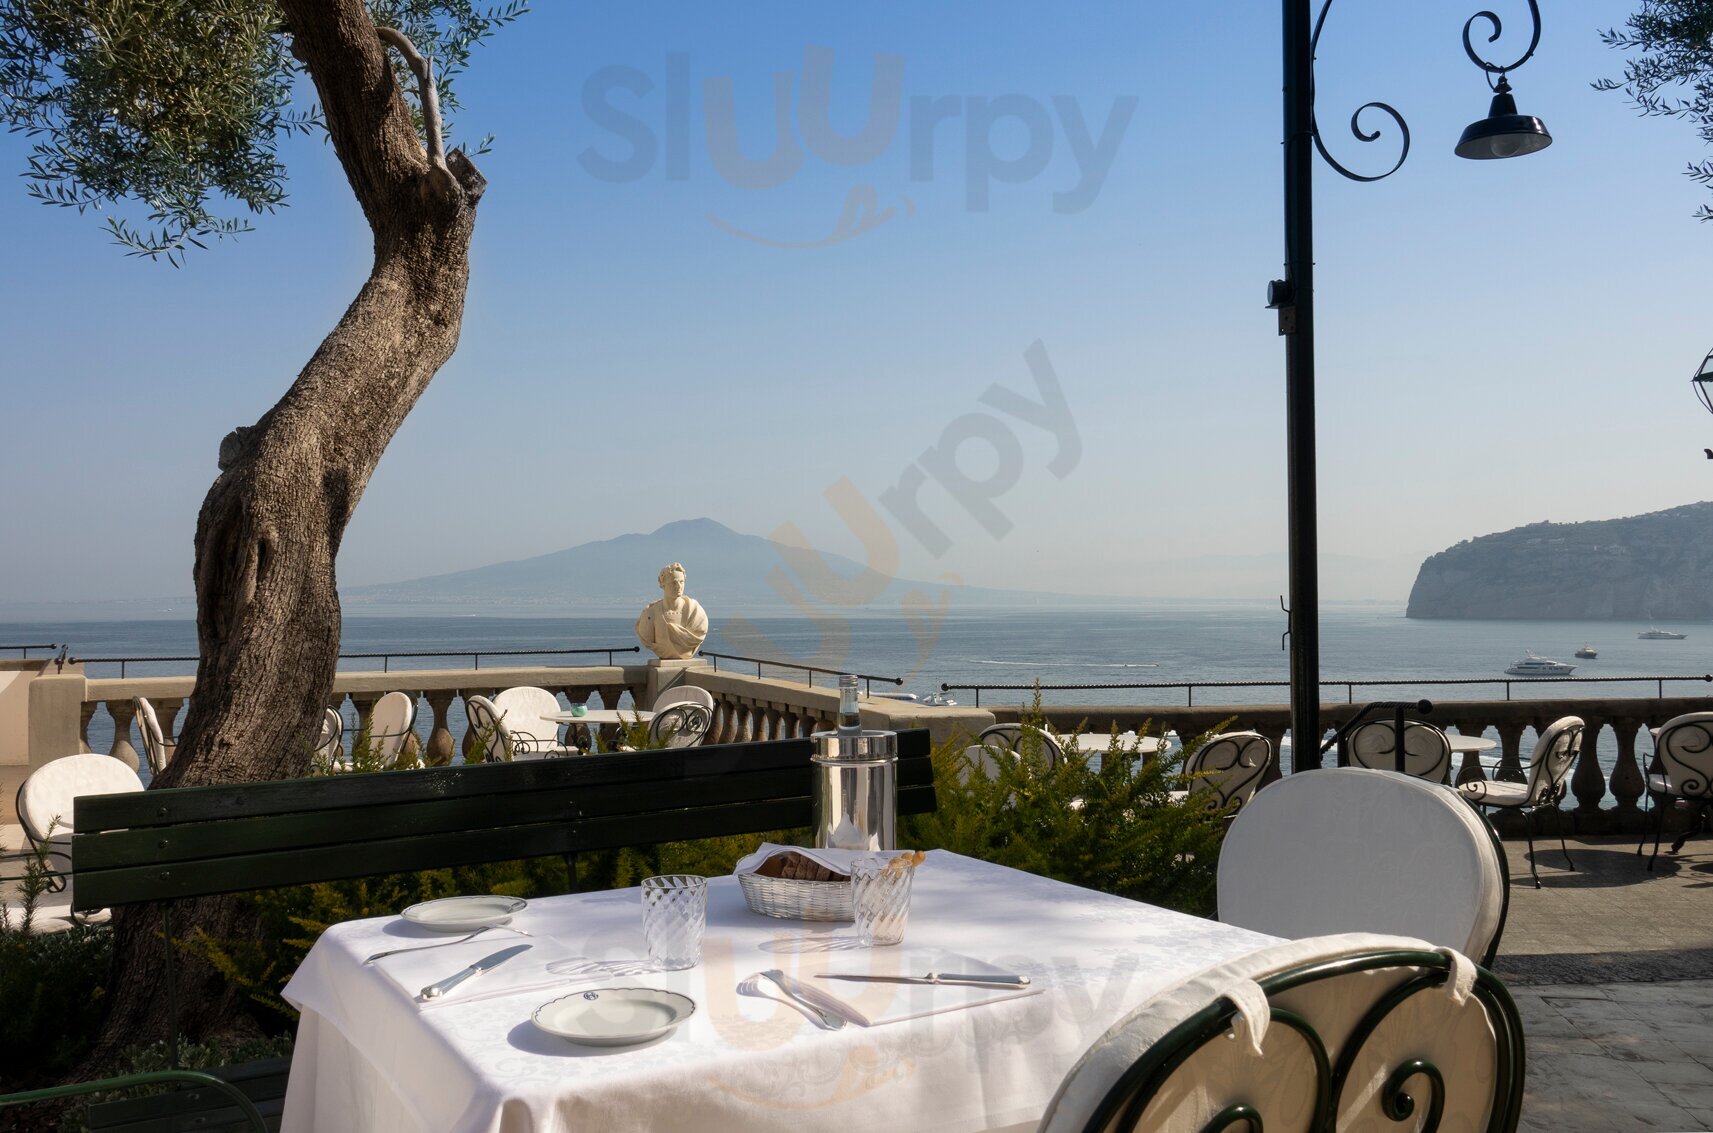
[758,947,1042,1027]
[732,842,891,877]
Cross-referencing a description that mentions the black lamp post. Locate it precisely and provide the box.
[1270,0,1551,773]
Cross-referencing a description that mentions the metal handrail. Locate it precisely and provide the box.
[940,673,1713,707]
[0,642,57,657]
[701,650,904,696]
[71,645,641,678]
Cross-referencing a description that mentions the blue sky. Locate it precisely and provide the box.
[2,1,1709,606]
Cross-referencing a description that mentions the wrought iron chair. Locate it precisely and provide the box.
[653,684,715,712]
[1458,715,1584,888]
[1344,718,1453,784]
[16,753,144,912]
[1638,710,1713,871]
[134,696,173,776]
[1036,933,1525,1133]
[313,706,344,768]
[976,723,1064,768]
[1173,731,1271,814]
[646,702,712,748]
[491,685,579,758]
[1221,768,1509,965]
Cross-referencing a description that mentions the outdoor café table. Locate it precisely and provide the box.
[543,710,655,726]
[280,850,1279,1133]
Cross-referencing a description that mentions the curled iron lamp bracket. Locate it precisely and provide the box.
[1463,1,1543,83]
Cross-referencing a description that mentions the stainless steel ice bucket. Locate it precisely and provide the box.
[810,728,898,851]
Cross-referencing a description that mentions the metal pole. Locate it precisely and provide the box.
[1283,0,1322,771]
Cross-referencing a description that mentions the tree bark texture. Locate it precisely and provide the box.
[89,0,486,1063]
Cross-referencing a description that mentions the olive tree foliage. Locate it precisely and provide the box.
[1595,0,1713,221]
[0,0,524,263]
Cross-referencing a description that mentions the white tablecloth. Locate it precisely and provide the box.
[281,851,1278,1133]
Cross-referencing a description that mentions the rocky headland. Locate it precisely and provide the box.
[1406,502,1713,620]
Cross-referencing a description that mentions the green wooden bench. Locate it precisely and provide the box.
[1,729,936,1132]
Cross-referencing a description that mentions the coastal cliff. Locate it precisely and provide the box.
[1406,502,1713,620]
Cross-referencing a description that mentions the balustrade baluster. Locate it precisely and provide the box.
[1608,718,1644,815]
[423,691,456,767]
[1494,723,1528,782]
[105,699,140,770]
[78,699,97,753]
[349,692,380,747]
[1451,721,1492,787]
[1571,716,1608,817]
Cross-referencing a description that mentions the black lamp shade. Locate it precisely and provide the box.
[1456,82,1552,160]
[1694,350,1713,415]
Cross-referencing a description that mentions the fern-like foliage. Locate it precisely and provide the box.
[0,0,526,263]
[1595,1,1713,220]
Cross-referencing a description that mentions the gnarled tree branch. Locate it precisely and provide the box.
[376,26,456,196]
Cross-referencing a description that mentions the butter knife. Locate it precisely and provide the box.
[418,944,531,1001]
[816,972,1031,988]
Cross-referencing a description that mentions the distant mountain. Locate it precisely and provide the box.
[1407,502,1713,620]
[340,518,1079,611]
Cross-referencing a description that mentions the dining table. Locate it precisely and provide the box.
[543,709,655,726]
[280,850,1279,1133]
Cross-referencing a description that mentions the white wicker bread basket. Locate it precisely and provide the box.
[738,871,854,921]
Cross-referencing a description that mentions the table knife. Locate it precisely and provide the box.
[418,944,531,1001]
[816,972,1030,988]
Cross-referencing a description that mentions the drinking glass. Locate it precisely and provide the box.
[641,874,708,970]
[850,856,914,946]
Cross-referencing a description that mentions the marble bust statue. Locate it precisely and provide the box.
[635,562,709,660]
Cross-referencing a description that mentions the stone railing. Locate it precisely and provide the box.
[684,669,992,750]
[992,695,1713,835]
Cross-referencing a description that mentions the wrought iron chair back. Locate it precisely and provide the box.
[1038,934,1524,1133]
[1345,719,1452,784]
[1182,731,1271,814]
[313,706,343,763]
[648,702,712,748]
[1653,711,1713,800]
[492,685,574,757]
[653,684,715,712]
[135,696,171,775]
[1522,716,1585,805]
[463,694,512,761]
[976,723,1064,768]
[366,689,417,767]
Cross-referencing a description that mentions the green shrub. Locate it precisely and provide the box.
[0,924,113,1083]
[903,699,1231,916]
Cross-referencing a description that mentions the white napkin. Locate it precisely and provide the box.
[732,842,892,877]
[761,948,1042,1027]
[370,934,602,1011]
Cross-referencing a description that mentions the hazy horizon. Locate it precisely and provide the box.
[5,2,1710,610]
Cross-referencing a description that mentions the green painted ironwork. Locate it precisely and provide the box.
[1077,948,1525,1133]
[0,1070,268,1132]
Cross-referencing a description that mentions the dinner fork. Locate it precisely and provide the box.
[363,924,532,964]
[758,969,847,1030]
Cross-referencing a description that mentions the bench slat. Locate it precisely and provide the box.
[86,1057,288,1132]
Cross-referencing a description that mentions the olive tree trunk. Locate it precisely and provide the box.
[89,0,486,1061]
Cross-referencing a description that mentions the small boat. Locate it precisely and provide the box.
[1505,653,1576,677]
[919,692,958,707]
[1574,644,1598,659]
[1638,627,1688,640]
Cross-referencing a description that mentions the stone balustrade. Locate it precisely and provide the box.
[684,669,992,750]
[990,695,1713,835]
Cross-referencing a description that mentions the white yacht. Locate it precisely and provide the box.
[1574,644,1598,659]
[1505,653,1576,677]
[1638,627,1688,640]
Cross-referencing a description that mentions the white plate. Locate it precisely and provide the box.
[532,988,697,1047]
[400,895,527,933]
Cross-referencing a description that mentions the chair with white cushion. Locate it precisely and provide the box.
[16,754,145,911]
[1175,731,1270,815]
[1036,932,1525,1133]
[1344,719,1453,784]
[313,707,345,769]
[363,690,418,768]
[463,695,510,762]
[1459,715,1584,887]
[491,686,579,758]
[1221,768,1509,966]
[1638,711,1713,871]
[976,723,1064,768]
[134,697,173,776]
[646,702,712,749]
[652,684,715,713]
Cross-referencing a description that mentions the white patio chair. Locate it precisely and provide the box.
[134,697,173,776]
[1344,718,1453,784]
[16,753,145,916]
[1173,731,1270,815]
[1638,710,1713,871]
[652,684,714,713]
[463,695,511,762]
[491,686,579,758]
[313,707,344,769]
[976,723,1064,768]
[1220,768,1509,965]
[1459,715,1585,887]
[1036,932,1525,1133]
[364,690,417,768]
[646,702,712,749]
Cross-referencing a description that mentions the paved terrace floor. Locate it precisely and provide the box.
[4,824,1711,1128]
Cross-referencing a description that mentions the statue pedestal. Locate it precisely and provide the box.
[646,657,709,709]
